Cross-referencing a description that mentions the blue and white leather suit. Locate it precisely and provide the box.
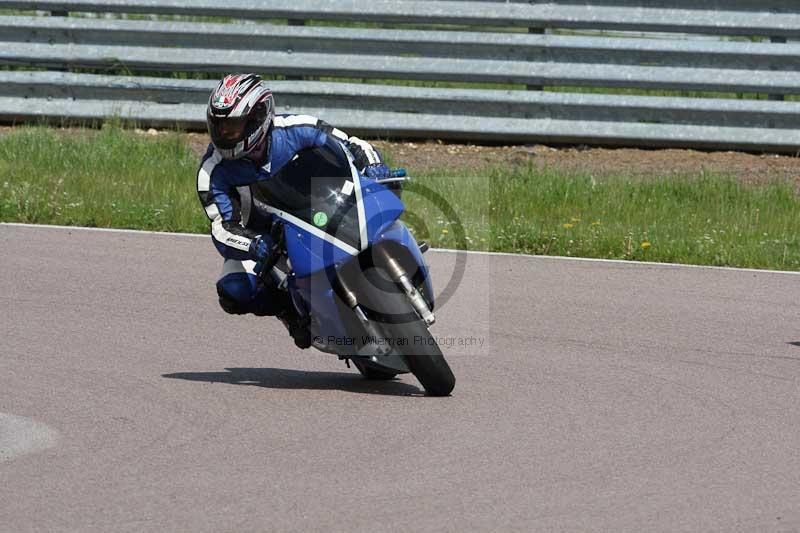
[196,114,383,314]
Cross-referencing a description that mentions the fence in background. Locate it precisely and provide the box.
[1,0,800,152]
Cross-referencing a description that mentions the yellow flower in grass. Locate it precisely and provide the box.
[641,241,652,249]
[441,228,449,235]
[562,223,574,229]
[570,217,581,223]
[591,221,602,226]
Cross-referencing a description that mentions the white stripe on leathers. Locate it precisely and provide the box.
[273,115,318,128]
[211,216,253,252]
[220,258,257,277]
[197,149,222,220]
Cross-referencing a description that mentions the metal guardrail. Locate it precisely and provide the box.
[0,1,799,152]
[3,71,800,151]
[4,16,800,69]
[4,0,800,36]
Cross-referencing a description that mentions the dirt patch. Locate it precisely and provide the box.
[371,141,800,186]
[187,132,800,186]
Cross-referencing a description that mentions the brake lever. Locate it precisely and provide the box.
[373,168,410,185]
[373,176,410,185]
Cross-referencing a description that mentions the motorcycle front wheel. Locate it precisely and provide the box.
[357,267,456,397]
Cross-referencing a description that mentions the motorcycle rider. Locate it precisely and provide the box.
[197,73,390,348]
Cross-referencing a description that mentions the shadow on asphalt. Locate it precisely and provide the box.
[162,367,423,396]
[789,342,800,347]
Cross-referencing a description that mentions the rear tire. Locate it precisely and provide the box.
[357,267,455,396]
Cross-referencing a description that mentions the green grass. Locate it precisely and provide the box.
[409,168,800,270]
[1,124,798,270]
[0,124,205,233]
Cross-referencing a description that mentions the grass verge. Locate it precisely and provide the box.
[0,124,204,233]
[1,125,798,271]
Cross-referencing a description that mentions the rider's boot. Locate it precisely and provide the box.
[278,309,312,349]
[248,292,287,317]
[255,286,311,348]
[255,289,312,348]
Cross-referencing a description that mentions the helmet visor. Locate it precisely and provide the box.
[207,113,249,150]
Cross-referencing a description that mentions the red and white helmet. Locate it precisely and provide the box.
[207,73,275,160]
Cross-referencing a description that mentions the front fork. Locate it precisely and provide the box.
[374,246,435,326]
[335,274,393,357]
[336,244,436,344]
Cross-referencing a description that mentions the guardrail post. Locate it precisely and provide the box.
[768,36,787,101]
[286,19,305,81]
[49,11,70,72]
[526,27,544,91]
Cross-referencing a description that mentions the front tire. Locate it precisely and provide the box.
[389,316,455,397]
[357,267,455,396]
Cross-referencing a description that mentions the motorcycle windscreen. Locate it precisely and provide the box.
[253,142,362,252]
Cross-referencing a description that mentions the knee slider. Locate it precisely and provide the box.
[216,273,255,315]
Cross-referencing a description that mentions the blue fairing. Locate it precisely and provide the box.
[361,179,405,244]
[284,221,359,279]
[280,175,408,278]
[291,271,352,346]
[279,178,433,334]
[257,139,433,358]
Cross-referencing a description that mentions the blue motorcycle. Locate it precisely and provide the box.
[248,137,455,396]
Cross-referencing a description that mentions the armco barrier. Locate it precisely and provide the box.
[1,1,799,151]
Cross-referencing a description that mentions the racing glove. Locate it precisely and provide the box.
[248,236,270,263]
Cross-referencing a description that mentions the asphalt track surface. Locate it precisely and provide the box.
[2,224,800,532]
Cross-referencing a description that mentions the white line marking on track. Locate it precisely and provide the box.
[431,247,800,276]
[3,222,798,276]
[0,413,59,462]
[1,222,207,239]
